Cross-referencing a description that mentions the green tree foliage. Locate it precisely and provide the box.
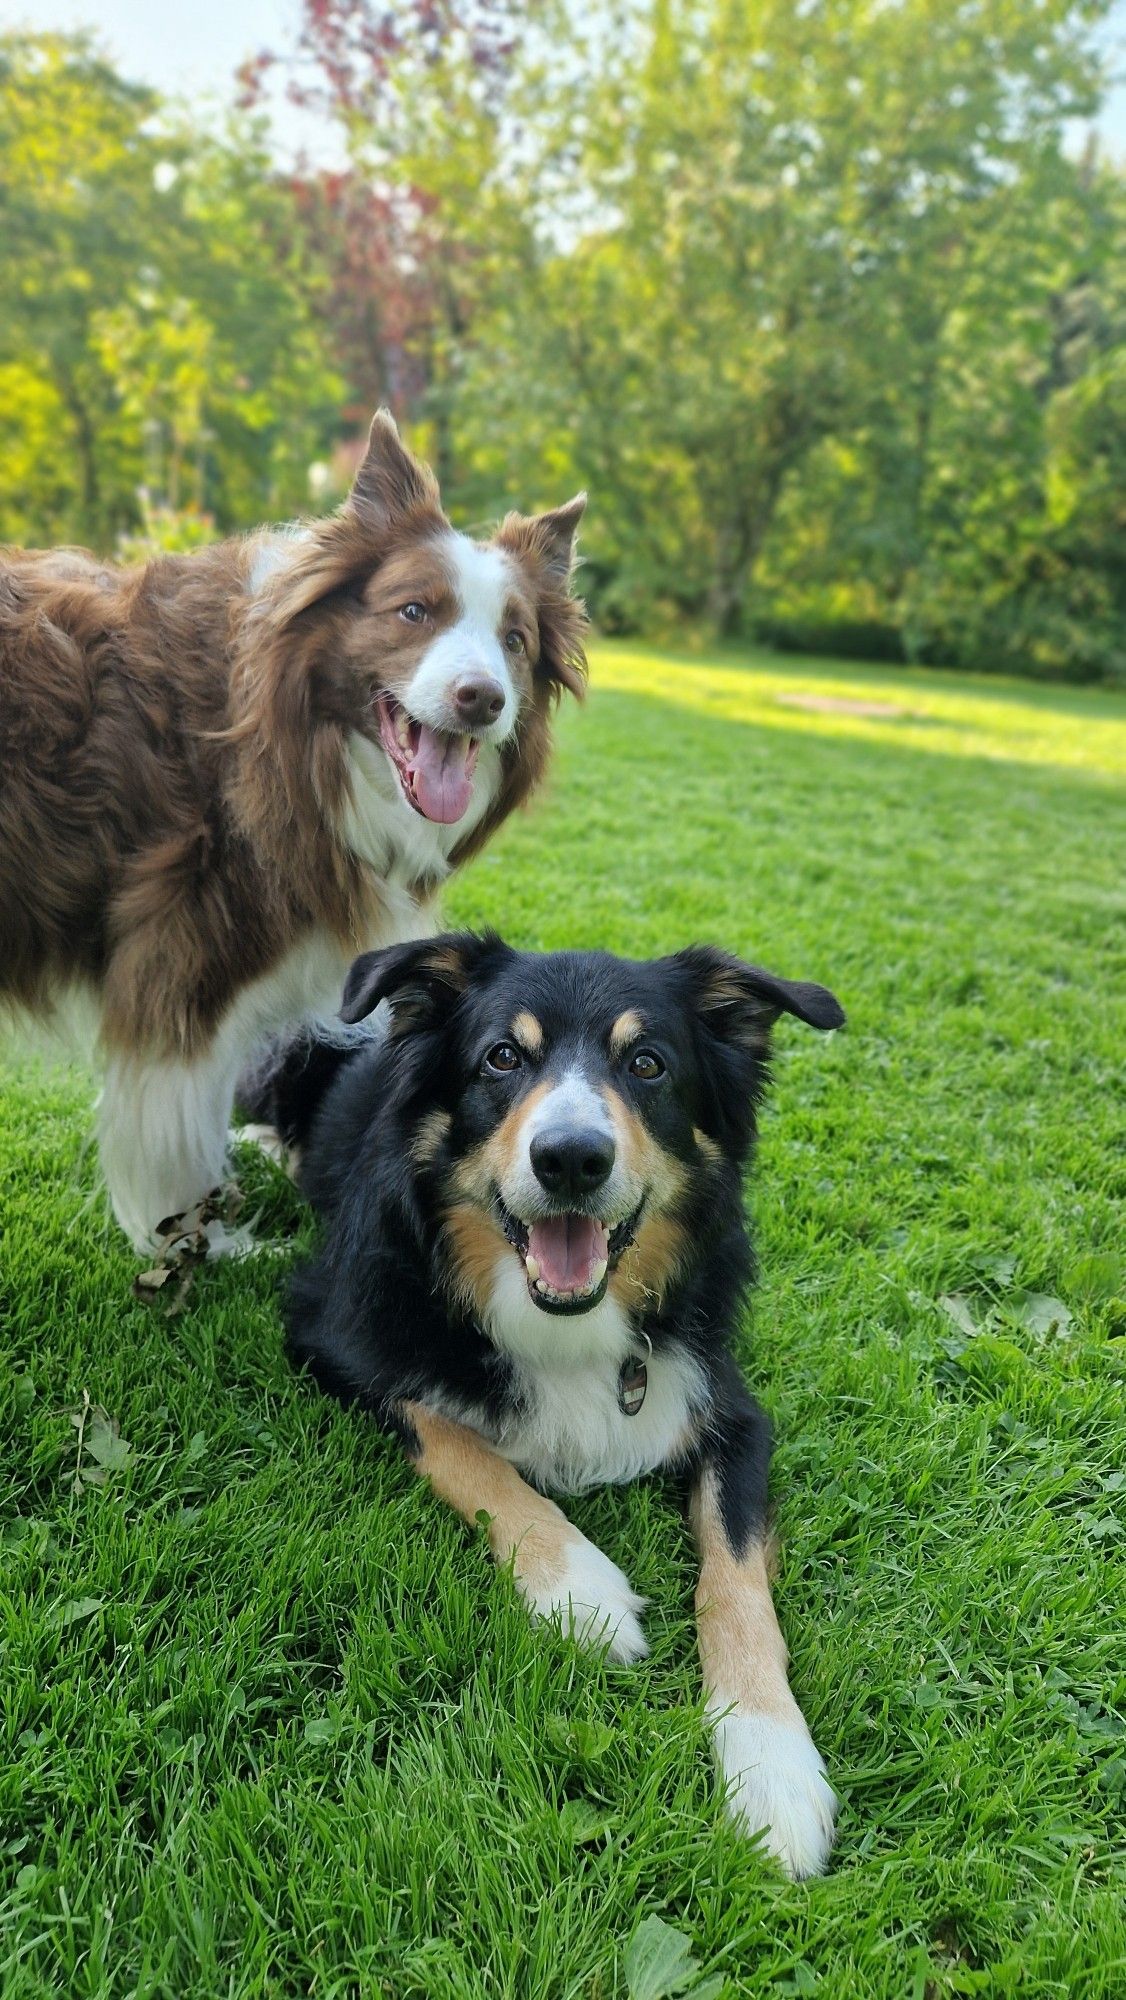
[290,0,1119,676]
[2,8,1124,680]
[429,0,1121,673]
[0,32,341,549]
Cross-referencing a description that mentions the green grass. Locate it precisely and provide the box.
[2,640,1125,1998]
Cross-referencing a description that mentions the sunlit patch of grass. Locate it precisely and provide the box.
[2,648,1124,1997]
[595,639,1126,777]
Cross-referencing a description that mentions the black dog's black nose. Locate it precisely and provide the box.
[530,1127,615,1201]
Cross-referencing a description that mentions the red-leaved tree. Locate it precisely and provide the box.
[239,0,534,482]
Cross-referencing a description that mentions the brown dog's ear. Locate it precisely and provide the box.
[496,493,586,585]
[494,494,588,700]
[248,412,442,632]
[348,408,442,530]
[675,946,845,1046]
[339,931,505,1031]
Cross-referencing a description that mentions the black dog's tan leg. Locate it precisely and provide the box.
[401,1403,647,1661]
[689,1390,836,1878]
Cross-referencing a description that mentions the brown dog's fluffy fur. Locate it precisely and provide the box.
[0,412,587,1247]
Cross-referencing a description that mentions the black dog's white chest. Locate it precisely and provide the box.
[489,1344,708,1496]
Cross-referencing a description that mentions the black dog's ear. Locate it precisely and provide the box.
[675,945,845,1045]
[339,932,502,1031]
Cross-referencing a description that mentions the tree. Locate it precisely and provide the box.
[0,32,341,548]
[457,0,1114,633]
[241,1,534,485]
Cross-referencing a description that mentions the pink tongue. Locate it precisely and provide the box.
[409,725,475,824]
[527,1215,610,1293]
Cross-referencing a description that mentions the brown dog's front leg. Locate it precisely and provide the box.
[399,1402,647,1661]
[689,1383,836,1877]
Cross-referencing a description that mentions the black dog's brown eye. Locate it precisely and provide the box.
[504,629,525,654]
[400,601,427,624]
[485,1042,522,1074]
[629,1049,665,1081]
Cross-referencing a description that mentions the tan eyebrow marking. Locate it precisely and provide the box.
[609,1009,645,1060]
[510,1010,544,1056]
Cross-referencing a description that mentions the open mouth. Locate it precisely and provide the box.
[498,1200,643,1315]
[376,693,480,826]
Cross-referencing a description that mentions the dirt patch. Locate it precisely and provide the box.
[776,692,906,718]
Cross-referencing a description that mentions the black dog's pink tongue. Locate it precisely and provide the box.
[527,1215,609,1293]
[409,725,477,824]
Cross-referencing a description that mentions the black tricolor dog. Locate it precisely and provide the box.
[239,933,844,1877]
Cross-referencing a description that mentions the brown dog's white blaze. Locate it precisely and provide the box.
[400,1401,647,1661]
[689,1469,836,1879]
[360,534,537,827]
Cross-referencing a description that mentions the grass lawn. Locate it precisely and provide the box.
[2,641,1125,1998]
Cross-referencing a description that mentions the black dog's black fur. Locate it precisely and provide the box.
[240,933,843,1551]
[238,931,845,1876]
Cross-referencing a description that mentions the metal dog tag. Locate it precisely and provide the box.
[618,1356,648,1417]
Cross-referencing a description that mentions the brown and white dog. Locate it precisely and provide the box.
[0,414,586,1250]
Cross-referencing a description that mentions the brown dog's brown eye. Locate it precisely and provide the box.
[485,1042,522,1074]
[400,601,427,624]
[629,1050,665,1081]
[504,629,525,654]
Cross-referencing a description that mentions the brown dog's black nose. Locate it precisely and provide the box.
[452,674,505,729]
[530,1128,615,1202]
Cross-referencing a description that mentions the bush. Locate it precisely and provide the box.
[115,497,219,564]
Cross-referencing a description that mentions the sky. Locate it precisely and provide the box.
[2,0,334,158]
[5,0,1126,161]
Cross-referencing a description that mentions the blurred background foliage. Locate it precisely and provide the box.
[2,1,1125,682]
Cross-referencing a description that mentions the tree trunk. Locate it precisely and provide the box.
[707,486,777,637]
[704,413,804,636]
[57,373,101,542]
[708,556,745,635]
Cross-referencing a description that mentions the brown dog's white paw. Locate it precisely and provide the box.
[711,1709,837,1879]
[519,1534,648,1662]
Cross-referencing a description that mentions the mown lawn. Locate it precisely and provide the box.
[2,642,1125,1999]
